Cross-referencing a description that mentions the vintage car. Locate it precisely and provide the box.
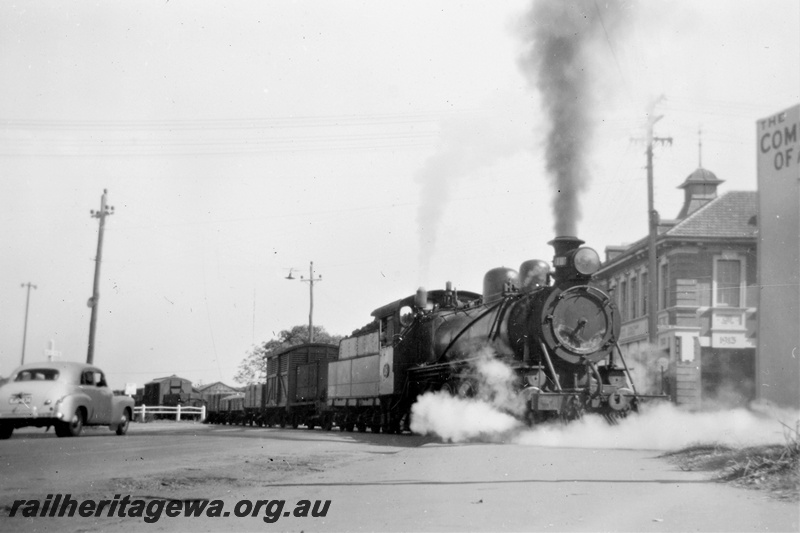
[0,361,134,439]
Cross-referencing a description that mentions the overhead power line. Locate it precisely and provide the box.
[1,110,466,131]
[0,112,453,156]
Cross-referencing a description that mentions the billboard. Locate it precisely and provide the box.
[756,104,800,407]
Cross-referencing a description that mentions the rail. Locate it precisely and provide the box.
[133,404,206,422]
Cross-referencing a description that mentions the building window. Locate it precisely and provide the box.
[630,275,638,318]
[641,271,649,316]
[620,279,628,321]
[659,262,669,310]
[715,258,743,307]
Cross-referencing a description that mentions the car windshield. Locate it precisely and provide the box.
[14,369,60,382]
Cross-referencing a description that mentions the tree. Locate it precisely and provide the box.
[233,325,343,385]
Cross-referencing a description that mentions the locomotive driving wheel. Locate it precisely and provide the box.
[457,380,477,398]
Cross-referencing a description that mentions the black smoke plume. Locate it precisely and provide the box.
[518,0,625,236]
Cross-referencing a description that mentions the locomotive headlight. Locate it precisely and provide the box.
[573,247,600,275]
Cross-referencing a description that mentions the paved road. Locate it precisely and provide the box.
[0,422,797,532]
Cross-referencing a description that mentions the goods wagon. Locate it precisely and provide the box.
[250,343,339,428]
[202,392,229,424]
[218,393,245,425]
[142,376,192,407]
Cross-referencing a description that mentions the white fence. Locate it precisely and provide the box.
[133,404,206,422]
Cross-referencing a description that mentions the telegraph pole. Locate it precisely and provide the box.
[87,189,114,365]
[20,282,37,365]
[643,102,672,346]
[300,262,322,342]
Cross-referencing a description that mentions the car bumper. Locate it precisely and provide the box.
[0,409,64,421]
[0,414,63,429]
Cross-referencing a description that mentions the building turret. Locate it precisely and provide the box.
[676,167,723,219]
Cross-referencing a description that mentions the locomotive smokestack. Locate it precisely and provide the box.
[549,236,584,257]
[549,236,585,283]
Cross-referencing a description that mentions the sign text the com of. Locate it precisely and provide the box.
[758,110,800,172]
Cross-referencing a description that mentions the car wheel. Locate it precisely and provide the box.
[115,409,131,436]
[57,408,84,437]
[0,423,13,440]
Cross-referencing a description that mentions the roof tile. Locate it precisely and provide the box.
[666,191,757,238]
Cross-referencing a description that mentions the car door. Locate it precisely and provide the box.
[93,371,114,423]
[80,370,113,424]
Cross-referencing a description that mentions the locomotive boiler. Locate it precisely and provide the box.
[325,236,655,433]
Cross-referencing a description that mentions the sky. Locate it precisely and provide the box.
[1,0,798,390]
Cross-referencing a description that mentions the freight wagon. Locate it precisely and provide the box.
[218,393,245,425]
[202,392,229,424]
[142,375,193,407]
[261,343,339,428]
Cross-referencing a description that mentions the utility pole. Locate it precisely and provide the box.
[20,282,37,365]
[300,262,322,342]
[289,261,320,343]
[643,101,672,347]
[87,189,114,365]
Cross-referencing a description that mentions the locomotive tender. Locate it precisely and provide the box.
[208,236,656,432]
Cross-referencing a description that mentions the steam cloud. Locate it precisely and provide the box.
[624,343,670,395]
[411,394,521,442]
[410,351,799,450]
[518,0,626,236]
[410,348,525,441]
[514,401,799,450]
[415,106,528,282]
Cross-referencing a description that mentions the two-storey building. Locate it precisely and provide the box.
[594,167,757,409]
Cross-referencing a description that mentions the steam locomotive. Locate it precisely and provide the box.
[206,236,660,432]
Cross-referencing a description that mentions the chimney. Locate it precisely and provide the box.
[676,167,723,219]
[548,236,584,283]
[549,236,584,258]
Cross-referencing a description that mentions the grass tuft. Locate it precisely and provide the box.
[662,420,799,502]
